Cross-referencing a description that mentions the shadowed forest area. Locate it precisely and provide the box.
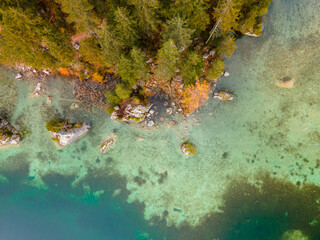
[0,0,271,113]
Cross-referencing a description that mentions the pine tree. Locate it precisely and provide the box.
[57,0,98,33]
[207,59,224,80]
[78,37,104,68]
[114,7,139,48]
[0,7,73,69]
[127,0,159,35]
[216,35,236,58]
[155,39,180,80]
[97,21,124,67]
[117,47,148,87]
[206,0,241,44]
[180,51,204,85]
[168,0,210,33]
[115,83,131,100]
[162,16,194,52]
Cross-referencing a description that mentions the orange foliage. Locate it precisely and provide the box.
[181,79,211,114]
[92,72,104,82]
[58,68,70,76]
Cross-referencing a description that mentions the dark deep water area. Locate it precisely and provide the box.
[0,173,319,240]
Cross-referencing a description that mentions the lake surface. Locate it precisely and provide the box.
[0,0,320,239]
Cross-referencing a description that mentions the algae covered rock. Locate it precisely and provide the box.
[0,116,20,147]
[46,118,90,147]
[281,230,309,240]
[181,142,197,156]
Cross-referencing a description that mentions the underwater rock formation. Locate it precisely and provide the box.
[281,230,309,240]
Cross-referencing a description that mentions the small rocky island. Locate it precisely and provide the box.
[0,116,20,147]
[46,118,90,148]
[181,141,198,156]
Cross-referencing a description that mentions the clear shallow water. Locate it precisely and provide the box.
[0,0,320,239]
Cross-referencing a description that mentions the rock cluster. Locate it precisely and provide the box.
[49,122,90,147]
[213,90,233,101]
[111,103,154,126]
[0,117,20,147]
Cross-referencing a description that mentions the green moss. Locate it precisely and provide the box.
[182,142,197,156]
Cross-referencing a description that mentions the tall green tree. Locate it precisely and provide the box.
[162,16,194,52]
[114,7,139,48]
[0,7,73,69]
[57,0,98,33]
[167,0,210,33]
[117,47,148,87]
[206,0,241,44]
[155,39,180,80]
[127,0,159,35]
[216,35,236,58]
[115,82,131,99]
[180,51,204,85]
[97,21,124,66]
[207,59,224,80]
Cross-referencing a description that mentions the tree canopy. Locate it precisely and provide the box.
[0,0,272,113]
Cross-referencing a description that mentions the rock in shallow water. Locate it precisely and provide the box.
[49,122,90,147]
[0,116,20,147]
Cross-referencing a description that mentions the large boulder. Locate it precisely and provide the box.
[0,117,20,147]
[49,122,90,147]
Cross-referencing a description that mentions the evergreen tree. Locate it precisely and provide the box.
[97,21,124,66]
[57,0,98,33]
[127,0,159,35]
[162,16,194,52]
[114,7,139,48]
[214,0,241,35]
[155,39,180,80]
[207,59,224,80]
[118,47,148,87]
[78,37,104,67]
[216,35,236,58]
[180,51,204,85]
[105,89,121,106]
[236,0,271,35]
[0,7,73,69]
[168,0,210,33]
[115,83,131,100]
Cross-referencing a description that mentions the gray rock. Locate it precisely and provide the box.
[146,120,155,127]
[15,73,23,80]
[50,122,90,147]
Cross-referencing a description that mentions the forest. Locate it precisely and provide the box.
[0,0,271,114]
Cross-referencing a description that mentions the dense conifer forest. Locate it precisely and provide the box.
[0,0,271,113]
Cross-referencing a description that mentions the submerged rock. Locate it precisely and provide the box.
[32,82,42,96]
[99,134,117,153]
[180,142,197,156]
[0,117,20,147]
[213,90,233,101]
[277,76,295,88]
[48,120,90,147]
[281,230,309,240]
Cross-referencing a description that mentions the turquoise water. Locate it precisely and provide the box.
[1,0,320,239]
